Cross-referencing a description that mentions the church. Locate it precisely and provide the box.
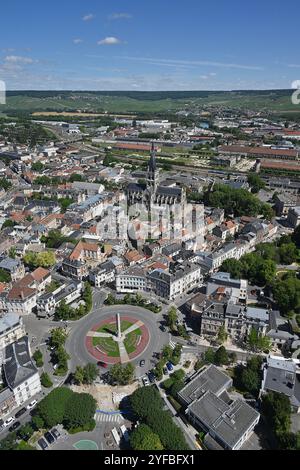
[126,143,203,247]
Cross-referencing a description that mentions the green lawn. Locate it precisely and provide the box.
[97,320,133,335]
[124,328,142,354]
[92,337,120,357]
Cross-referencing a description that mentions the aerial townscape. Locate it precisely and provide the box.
[0,0,300,456]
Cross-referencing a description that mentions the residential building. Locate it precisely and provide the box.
[0,258,25,282]
[287,207,300,228]
[89,260,115,287]
[260,356,300,413]
[36,280,83,318]
[3,336,41,410]
[0,313,25,358]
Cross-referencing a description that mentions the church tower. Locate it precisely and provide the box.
[147,142,159,190]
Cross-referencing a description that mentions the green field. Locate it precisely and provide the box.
[93,336,120,357]
[124,328,142,355]
[1,90,299,116]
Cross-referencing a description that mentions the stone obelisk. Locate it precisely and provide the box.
[116,313,122,340]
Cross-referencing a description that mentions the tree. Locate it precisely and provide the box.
[194,359,204,371]
[0,432,17,450]
[130,424,163,450]
[262,391,291,437]
[217,325,228,345]
[109,362,135,386]
[273,276,300,316]
[204,348,215,364]
[0,268,11,283]
[220,259,242,279]
[241,368,261,395]
[31,161,44,172]
[50,327,68,349]
[130,386,163,420]
[17,423,35,441]
[170,380,185,399]
[41,372,53,388]
[214,346,229,366]
[1,219,16,231]
[23,251,56,268]
[278,243,299,265]
[167,307,178,331]
[171,344,182,366]
[162,345,173,361]
[63,393,97,431]
[33,349,43,368]
[83,363,98,385]
[35,387,73,428]
[73,366,85,385]
[247,174,266,193]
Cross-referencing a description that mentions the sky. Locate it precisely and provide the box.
[0,0,300,91]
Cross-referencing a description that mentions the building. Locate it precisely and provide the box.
[0,313,25,359]
[207,272,248,303]
[115,266,147,293]
[61,258,88,281]
[178,365,260,450]
[126,144,189,242]
[89,260,115,288]
[287,207,300,228]
[274,193,300,216]
[219,145,299,160]
[36,280,82,318]
[260,356,300,413]
[0,257,25,282]
[2,336,41,409]
[147,262,202,300]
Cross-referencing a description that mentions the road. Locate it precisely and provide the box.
[66,304,169,378]
[156,386,200,451]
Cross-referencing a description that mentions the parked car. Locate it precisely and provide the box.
[27,400,37,410]
[142,376,150,386]
[163,367,169,375]
[148,372,156,384]
[51,428,61,440]
[166,362,174,372]
[38,438,48,450]
[139,359,145,367]
[44,431,55,445]
[15,408,26,419]
[159,325,166,332]
[97,361,108,369]
[4,417,15,427]
[9,421,20,432]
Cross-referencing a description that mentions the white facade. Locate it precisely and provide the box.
[13,372,41,407]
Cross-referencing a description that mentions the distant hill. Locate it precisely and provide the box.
[0,89,298,115]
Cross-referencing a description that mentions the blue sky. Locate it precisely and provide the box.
[0,0,299,91]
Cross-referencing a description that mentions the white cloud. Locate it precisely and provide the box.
[108,13,132,20]
[288,64,300,68]
[4,55,34,64]
[82,14,94,21]
[73,39,83,44]
[97,37,122,46]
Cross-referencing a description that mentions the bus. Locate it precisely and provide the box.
[111,427,121,446]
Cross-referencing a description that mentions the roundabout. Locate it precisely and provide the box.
[85,313,150,364]
[66,304,169,371]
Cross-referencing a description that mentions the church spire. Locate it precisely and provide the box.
[147,141,157,185]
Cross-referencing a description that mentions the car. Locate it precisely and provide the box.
[163,367,169,375]
[27,400,37,410]
[97,361,108,369]
[38,438,48,450]
[4,417,15,427]
[9,421,20,432]
[166,362,174,372]
[148,372,156,384]
[159,325,166,332]
[142,376,150,386]
[44,431,55,445]
[139,359,145,367]
[51,428,61,440]
[15,407,26,419]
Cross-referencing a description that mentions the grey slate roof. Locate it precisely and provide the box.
[188,392,259,449]
[0,313,21,336]
[178,364,232,405]
[3,336,38,390]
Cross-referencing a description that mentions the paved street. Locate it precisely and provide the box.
[66,304,169,378]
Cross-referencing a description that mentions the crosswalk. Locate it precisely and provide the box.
[94,413,124,424]
[169,340,176,350]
